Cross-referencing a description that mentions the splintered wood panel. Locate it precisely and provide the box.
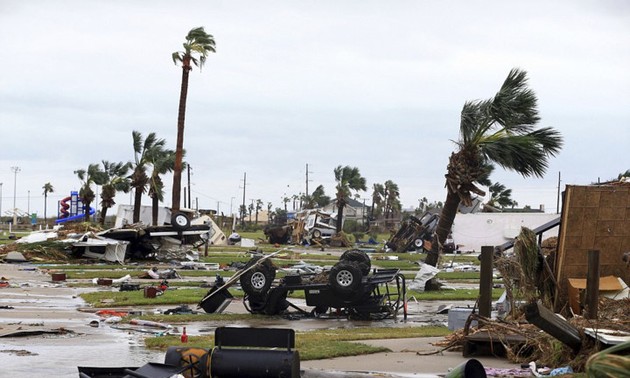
[554,185,630,312]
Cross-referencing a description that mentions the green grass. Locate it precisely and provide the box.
[133,312,268,323]
[407,288,503,301]
[79,287,216,307]
[144,325,450,360]
[79,284,502,307]
[436,271,480,280]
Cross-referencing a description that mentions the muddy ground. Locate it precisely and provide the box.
[0,262,522,378]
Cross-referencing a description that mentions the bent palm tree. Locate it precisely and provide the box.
[383,180,400,223]
[371,183,385,220]
[99,161,132,225]
[485,182,516,211]
[75,164,106,222]
[171,26,215,212]
[424,68,563,270]
[130,131,166,223]
[334,165,367,233]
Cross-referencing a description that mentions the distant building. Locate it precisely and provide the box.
[321,198,370,226]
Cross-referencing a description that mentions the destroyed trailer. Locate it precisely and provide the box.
[199,250,407,320]
[386,211,445,253]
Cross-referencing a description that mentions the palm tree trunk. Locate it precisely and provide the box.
[152,195,159,226]
[44,194,47,225]
[425,190,460,267]
[172,63,191,212]
[84,200,92,222]
[336,203,345,233]
[133,187,143,223]
[100,206,108,225]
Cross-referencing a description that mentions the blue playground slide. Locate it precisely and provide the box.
[55,207,95,224]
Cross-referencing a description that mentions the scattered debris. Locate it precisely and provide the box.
[4,251,28,263]
[0,327,75,338]
[0,349,39,357]
[386,211,439,252]
[163,304,195,315]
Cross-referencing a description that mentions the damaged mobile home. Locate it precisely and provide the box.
[16,206,227,263]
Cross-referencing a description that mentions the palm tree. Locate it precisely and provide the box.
[311,185,330,208]
[171,26,216,212]
[254,199,263,224]
[130,131,166,223]
[424,68,563,269]
[42,182,54,225]
[371,183,385,220]
[383,180,400,221]
[484,182,517,211]
[148,148,177,226]
[75,164,106,222]
[98,161,132,225]
[333,165,367,233]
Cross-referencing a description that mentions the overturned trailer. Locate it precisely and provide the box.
[386,211,440,253]
[199,249,407,320]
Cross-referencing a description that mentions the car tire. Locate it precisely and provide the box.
[414,238,424,249]
[171,212,191,230]
[340,249,371,275]
[240,257,276,297]
[312,229,322,238]
[329,261,363,296]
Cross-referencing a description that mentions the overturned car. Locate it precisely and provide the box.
[199,250,407,320]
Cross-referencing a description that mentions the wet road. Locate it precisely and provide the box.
[0,263,479,377]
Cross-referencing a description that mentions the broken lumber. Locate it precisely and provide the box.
[524,300,582,352]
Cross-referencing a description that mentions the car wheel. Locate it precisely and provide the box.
[312,229,322,238]
[329,261,362,295]
[171,212,191,230]
[240,257,276,296]
[340,249,371,275]
[414,238,424,249]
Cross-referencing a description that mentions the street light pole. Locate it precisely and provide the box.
[0,182,3,224]
[11,167,20,226]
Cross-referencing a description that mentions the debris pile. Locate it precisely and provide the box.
[437,226,630,373]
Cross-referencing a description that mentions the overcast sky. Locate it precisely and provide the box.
[1,0,628,220]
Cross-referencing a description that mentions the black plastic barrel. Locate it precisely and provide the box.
[210,349,300,378]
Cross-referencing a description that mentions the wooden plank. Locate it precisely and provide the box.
[525,300,582,352]
[584,249,600,319]
[478,246,493,318]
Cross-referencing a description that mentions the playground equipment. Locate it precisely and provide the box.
[56,191,95,224]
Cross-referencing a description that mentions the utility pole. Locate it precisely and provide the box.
[305,163,313,197]
[11,166,20,226]
[0,182,3,224]
[187,165,192,209]
[556,171,561,214]
[241,172,247,228]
